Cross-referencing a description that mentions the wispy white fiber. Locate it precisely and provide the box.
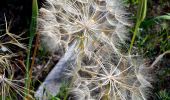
[37,0,153,100]
[38,0,131,54]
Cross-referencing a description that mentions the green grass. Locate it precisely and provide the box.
[136,14,170,57]
[24,0,38,99]
[128,0,147,54]
[127,0,170,99]
[157,90,170,100]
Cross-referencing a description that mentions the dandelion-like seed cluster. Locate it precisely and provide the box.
[66,46,152,100]
[0,18,31,99]
[39,0,130,54]
[39,0,152,100]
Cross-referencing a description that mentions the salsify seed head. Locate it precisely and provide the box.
[38,0,154,100]
[38,0,131,54]
[68,53,152,100]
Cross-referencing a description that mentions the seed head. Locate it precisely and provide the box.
[39,0,130,54]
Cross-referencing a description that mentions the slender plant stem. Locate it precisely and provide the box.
[129,0,147,54]
[24,0,38,99]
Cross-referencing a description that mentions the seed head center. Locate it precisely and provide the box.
[82,19,95,30]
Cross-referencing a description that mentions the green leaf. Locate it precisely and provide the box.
[156,14,170,20]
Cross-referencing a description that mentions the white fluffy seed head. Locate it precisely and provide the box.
[38,0,153,100]
[69,53,152,100]
[38,0,131,54]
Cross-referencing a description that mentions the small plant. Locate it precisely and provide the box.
[157,90,170,100]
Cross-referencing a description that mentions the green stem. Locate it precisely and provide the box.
[24,0,38,99]
[128,0,147,54]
